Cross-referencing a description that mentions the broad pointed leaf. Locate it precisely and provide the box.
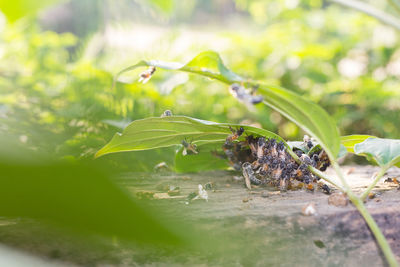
[95,116,284,158]
[114,51,340,159]
[340,135,376,153]
[354,138,400,168]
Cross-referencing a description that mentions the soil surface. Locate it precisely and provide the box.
[0,165,399,266]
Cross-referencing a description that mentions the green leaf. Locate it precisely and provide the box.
[115,51,340,159]
[96,115,285,158]
[174,141,229,173]
[115,51,243,84]
[0,0,65,22]
[256,85,341,159]
[354,138,400,168]
[0,159,186,246]
[340,135,376,153]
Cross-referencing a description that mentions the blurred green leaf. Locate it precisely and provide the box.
[0,0,64,22]
[96,115,285,158]
[174,141,229,173]
[116,51,340,159]
[354,138,400,168]
[340,135,376,153]
[0,159,186,246]
[148,0,174,14]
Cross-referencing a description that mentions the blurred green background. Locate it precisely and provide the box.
[1,0,400,170]
[1,1,400,265]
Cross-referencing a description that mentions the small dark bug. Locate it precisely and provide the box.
[321,184,331,194]
[139,66,156,83]
[226,126,245,143]
[182,139,198,156]
[161,110,172,117]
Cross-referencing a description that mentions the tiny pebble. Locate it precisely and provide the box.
[328,192,348,207]
[302,203,317,216]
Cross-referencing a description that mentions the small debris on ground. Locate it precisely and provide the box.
[261,191,269,198]
[268,191,281,196]
[313,240,325,249]
[302,203,317,216]
[135,191,155,200]
[346,167,355,175]
[153,162,170,171]
[242,197,252,203]
[153,193,185,199]
[186,184,209,204]
[328,192,348,207]
[167,186,180,196]
[232,176,243,182]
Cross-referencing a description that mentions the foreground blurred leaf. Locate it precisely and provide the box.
[0,0,64,22]
[95,115,284,158]
[0,159,185,246]
[340,135,376,153]
[354,138,400,168]
[115,51,340,159]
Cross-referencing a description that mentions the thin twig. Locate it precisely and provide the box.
[360,165,390,201]
[329,0,400,31]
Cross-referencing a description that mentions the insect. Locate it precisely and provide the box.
[138,66,156,83]
[222,133,331,192]
[225,126,245,144]
[229,83,263,105]
[303,135,314,149]
[182,139,198,156]
[320,184,331,194]
[242,162,261,189]
[161,110,172,117]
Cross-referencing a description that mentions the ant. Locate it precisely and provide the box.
[138,66,156,83]
[182,138,198,156]
[226,126,245,144]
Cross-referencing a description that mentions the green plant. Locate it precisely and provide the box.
[97,51,399,266]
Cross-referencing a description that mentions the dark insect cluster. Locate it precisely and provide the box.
[221,128,331,192]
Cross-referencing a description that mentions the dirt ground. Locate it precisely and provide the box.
[0,165,399,266]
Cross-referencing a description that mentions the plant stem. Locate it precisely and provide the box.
[360,165,390,201]
[307,158,398,266]
[331,161,352,193]
[309,166,342,190]
[329,0,400,31]
[349,195,399,267]
[330,162,399,266]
